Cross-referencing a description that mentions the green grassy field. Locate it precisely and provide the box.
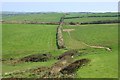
[2,13,63,22]
[2,24,66,75]
[64,12,118,23]
[2,12,118,78]
[2,24,58,59]
[63,24,118,78]
[63,24,118,49]
[3,12,118,23]
[65,12,118,17]
[64,17,117,23]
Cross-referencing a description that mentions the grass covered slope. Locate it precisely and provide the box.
[63,24,118,78]
[2,24,64,75]
[76,49,118,78]
[64,12,118,23]
[63,24,118,49]
[2,24,57,59]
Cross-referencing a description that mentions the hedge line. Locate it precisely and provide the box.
[64,15,118,19]
[2,21,59,25]
[2,20,119,25]
[81,20,120,24]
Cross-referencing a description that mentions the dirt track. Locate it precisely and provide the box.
[81,42,112,51]
[63,29,75,32]
[63,28,112,51]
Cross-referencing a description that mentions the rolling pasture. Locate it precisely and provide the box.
[63,24,118,49]
[63,24,118,78]
[2,24,67,76]
[64,12,118,23]
[2,13,63,22]
[64,17,117,23]
[2,12,118,78]
[2,24,58,59]
[65,12,118,17]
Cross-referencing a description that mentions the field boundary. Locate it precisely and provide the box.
[2,21,59,25]
[56,15,66,49]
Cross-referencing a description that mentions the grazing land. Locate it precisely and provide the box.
[64,12,118,24]
[2,12,63,22]
[2,12,118,78]
[63,24,118,78]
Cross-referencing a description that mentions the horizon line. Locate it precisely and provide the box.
[2,11,118,13]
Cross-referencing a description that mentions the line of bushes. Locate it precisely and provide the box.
[87,15,119,17]
[64,16,82,19]
[81,20,120,24]
[62,20,119,25]
[64,15,118,19]
[2,21,59,25]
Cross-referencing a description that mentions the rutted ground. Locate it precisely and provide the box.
[3,50,90,78]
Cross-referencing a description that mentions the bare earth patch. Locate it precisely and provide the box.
[82,42,112,51]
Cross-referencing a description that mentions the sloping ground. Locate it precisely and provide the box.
[64,12,118,23]
[2,24,57,59]
[63,24,118,50]
[63,24,118,78]
[76,49,118,78]
[2,14,118,78]
[2,50,90,78]
[2,13,64,22]
[2,24,58,76]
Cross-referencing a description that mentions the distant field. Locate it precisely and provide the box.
[2,13,63,22]
[2,24,58,59]
[64,12,118,23]
[64,17,117,23]
[63,24,118,78]
[65,12,118,17]
[2,12,118,23]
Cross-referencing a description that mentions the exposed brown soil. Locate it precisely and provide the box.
[20,53,53,62]
[49,50,79,75]
[31,67,50,73]
[49,50,90,76]
[50,58,74,74]
[60,58,90,74]
[58,50,78,60]
[3,50,90,78]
